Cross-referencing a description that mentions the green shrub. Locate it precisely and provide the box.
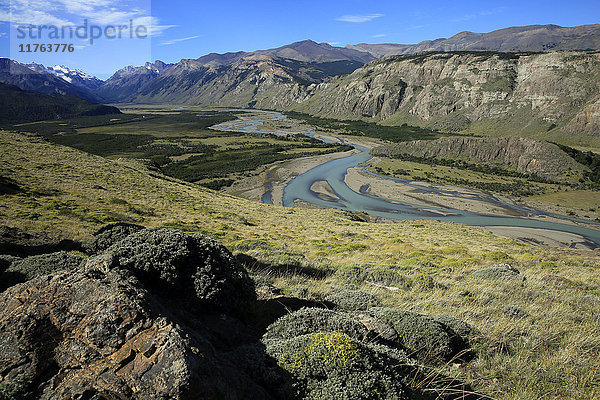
[264,307,370,342]
[472,264,524,282]
[0,254,20,273]
[408,274,436,290]
[2,252,85,291]
[325,290,381,311]
[369,308,465,363]
[264,332,408,400]
[101,228,255,312]
[365,268,407,287]
[83,222,144,254]
[483,251,512,262]
[335,265,366,284]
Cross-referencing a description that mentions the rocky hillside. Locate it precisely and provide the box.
[94,40,371,104]
[0,225,477,399]
[93,60,173,103]
[371,136,589,181]
[0,58,100,103]
[347,24,600,57]
[293,51,600,145]
[0,83,121,124]
[123,55,361,108]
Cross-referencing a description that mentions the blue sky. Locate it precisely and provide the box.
[0,0,598,79]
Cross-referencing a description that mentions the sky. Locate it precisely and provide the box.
[0,0,599,79]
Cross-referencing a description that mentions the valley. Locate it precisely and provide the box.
[2,19,600,400]
[15,103,599,248]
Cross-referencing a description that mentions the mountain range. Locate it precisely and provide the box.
[347,24,600,57]
[1,24,600,143]
[26,63,104,92]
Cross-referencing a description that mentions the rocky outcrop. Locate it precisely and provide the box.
[293,51,600,140]
[0,229,285,399]
[371,136,588,181]
[0,227,479,399]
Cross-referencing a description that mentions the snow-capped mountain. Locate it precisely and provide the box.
[94,60,173,102]
[27,63,104,92]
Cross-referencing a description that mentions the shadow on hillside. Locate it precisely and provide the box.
[235,253,333,279]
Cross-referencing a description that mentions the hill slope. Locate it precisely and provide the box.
[95,40,372,103]
[124,56,362,107]
[0,129,599,400]
[0,83,120,124]
[0,58,99,102]
[371,136,588,182]
[293,51,600,147]
[347,24,600,57]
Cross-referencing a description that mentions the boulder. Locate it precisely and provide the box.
[0,257,279,399]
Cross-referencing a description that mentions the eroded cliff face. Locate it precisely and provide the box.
[371,136,588,181]
[293,52,600,139]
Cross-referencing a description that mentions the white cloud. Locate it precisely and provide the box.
[450,8,504,23]
[406,24,427,31]
[160,34,201,46]
[131,16,177,37]
[371,34,386,38]
[336,13,383,23]
[0,0,175,36]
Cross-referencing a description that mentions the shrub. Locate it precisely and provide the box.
[472,264,524,282]
[83,223,144,254]
[2,252,85,291]
[503,305,527,319]
[99,228,255,312]
[325,290,381,311]
[264,332,407,400]
[369,308,465,363]
[264,307,370,342]
[365,268,407,287]
[483,251,512,262]
[335,265,366,284]
[408,274,436,290]
[0,254,20,273]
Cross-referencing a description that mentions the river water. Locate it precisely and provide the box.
[215,111,600,247]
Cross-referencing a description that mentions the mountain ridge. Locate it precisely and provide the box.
[347,24,600,57]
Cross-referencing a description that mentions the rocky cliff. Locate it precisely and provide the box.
[293,51,600,144]
[371,136,588,181]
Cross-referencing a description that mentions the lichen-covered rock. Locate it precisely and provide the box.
[1,251,85,291]
[264,307,371,342]
[472,264,525,282]
[264,332,408,400]
[83,223,144,255]
[0,263,278,399]
[103,228,255,312]
[325,289,381,311]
